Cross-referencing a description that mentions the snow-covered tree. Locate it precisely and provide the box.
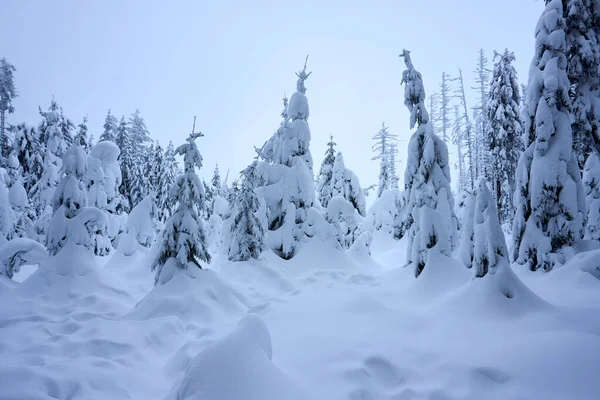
[118,193,158,256]
[472,49,491,182]
[88,141,127,245]
[327,151,367,248]
[452,105,468,193]
[454,69,475,189]
[255,58,317,259]
[152,128,210,285]
[227,161,266,261]
[316,134,337,208]
[372,122,398,197]
[116,116,132,210]
[583,153,600,240]
[0,168,15,242]
[29,101,73,238]
[439,72,452,143]
[400,49,457,277]
[388,142,400,188]
[0,58,17,160]
[457,191,476,268]
[156,140,178,223]
[74,116,91,153]
[100,109,118,143]
[47,142,109,256]
[565,0,600,169]
[13,123,43,194]
[473,179,510,277]
[128,110,152,208]
[486,49,523,225]
[331,151,366,217]
[513,0,586,271]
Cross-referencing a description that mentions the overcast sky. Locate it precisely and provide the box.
[2,0,543,189]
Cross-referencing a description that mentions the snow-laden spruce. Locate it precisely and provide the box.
[473,179,510,278]
[13,123,44,194]
[325,151,367,249]
[400,49,457,277]
[117,193,158,256]
[457,191,476,269]
[513,0,586,271]
[152,128,210,285]
[254,59,318,259]
[46,142,110,256]
[29,100,74,240]
[87,141,127,245]
[157,141,178,223]
[485,49,523,225]
[316,134,337,209]
[0,168,15,242]
[227,161,267,261]
[565,0,600,169]
[372,122,398,198]
[100,109,118,143]
[583,153,600,240]
[0,58,17,159]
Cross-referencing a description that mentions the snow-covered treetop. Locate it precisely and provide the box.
[0,58,17,114]
[400,49,429,129]
[295,55,312,94]
[176,130,204,174]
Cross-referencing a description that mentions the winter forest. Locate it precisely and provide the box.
[1,1,600,399]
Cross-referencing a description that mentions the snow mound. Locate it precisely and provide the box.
[442,264,551,317]
[127,269,248,328]
[405,249,471,303]
[166,313,313,400]
[12,242,133,313]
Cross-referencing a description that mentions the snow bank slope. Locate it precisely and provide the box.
[166,313,313,400]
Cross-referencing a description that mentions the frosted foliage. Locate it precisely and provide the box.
[0,169,14,241]
[326,195,366,249]
[0,238,47,279]
[458,192,476,268]
[473,179,510,278]
[366,188,404,239]
[331,152,366,217]
[89,141,125,215]
[404,127,457,275]
[124,194,158,250]
[227,162,266,261]
[583,153,600,239]
[372,122,398,198]
[486,50,523,224]
[401,50,429,129]
[255,63,317,259]
[566,0,600,169]
[153,132,210,285]
[513,0,586,271]
[401,50,457,276]
[316,136,336,208]
[47,144,111,256]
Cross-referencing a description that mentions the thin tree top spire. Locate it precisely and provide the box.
[295,55,312,94]
[400,49,429,129]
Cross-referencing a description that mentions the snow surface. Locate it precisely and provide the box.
[1,236,600,399]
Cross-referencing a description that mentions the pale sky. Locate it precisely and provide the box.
[2,0,543,190]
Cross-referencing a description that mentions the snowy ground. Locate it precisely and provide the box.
[2,234,600,400]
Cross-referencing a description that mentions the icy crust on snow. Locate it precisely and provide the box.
[166,314,312,400]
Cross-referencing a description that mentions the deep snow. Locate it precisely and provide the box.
[1,233,600,399]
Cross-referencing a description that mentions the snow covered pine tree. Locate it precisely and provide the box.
[485,49,523,225]
[152,121,210,285]
[513,0,586,271]
[227,161,266,261]
[316,134,337,209]
[400,49,457,277]
[583,153,600,240]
